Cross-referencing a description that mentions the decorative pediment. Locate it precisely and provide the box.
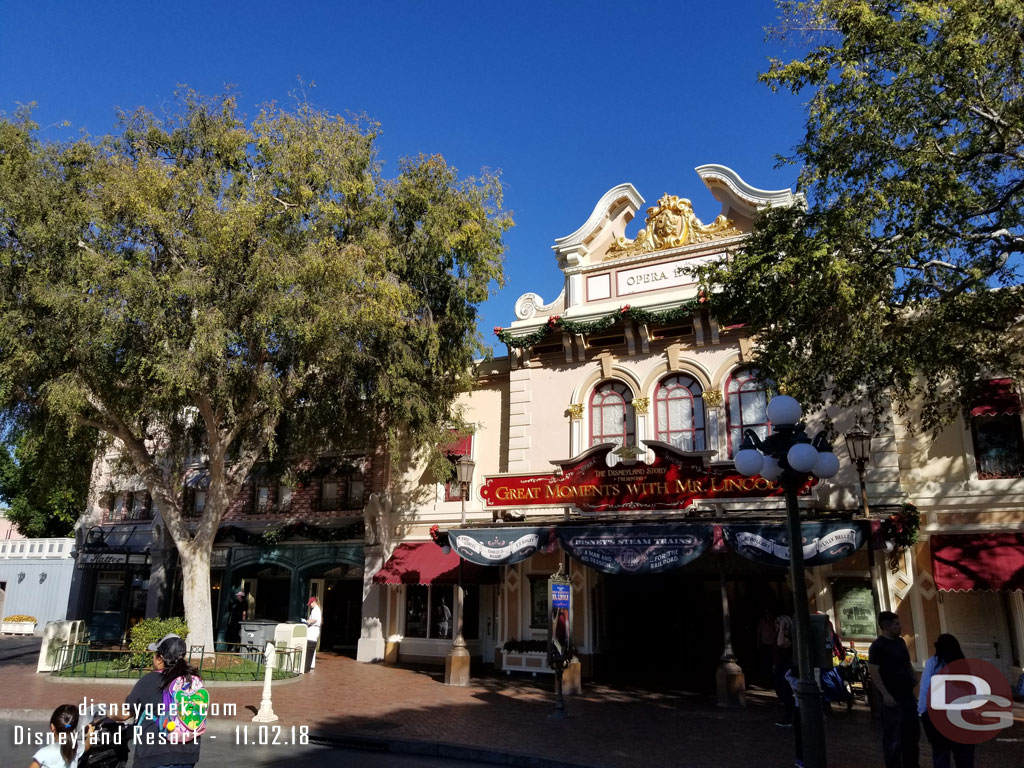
[605,194,740,260]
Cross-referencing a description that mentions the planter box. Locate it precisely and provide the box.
[2,621,36,635]
[502,652,581,693]
[502,650,550,675]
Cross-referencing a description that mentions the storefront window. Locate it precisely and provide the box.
[403,584,476,640]
[589,381,635,447]
[405,585,429,638]
[655,375,705,451]
[431,585,454,640]
[529,576,549,628]
[725,369,771,457]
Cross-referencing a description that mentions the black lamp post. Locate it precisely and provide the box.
[445,455,475,686]
[734,395,839,768]
[845,420,885,649]
[844,421,872,518]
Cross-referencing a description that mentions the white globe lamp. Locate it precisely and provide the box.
[734,448,764,477]
[787,442,819,473]
[760,455,782,481]
[766,395,802,426]
[813,450,840,479]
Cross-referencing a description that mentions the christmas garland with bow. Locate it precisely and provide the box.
[494,295,710,349]
[216,520,364,548]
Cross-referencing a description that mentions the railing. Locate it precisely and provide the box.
[50,642,301,680]
[0,538,74,559]
[104,507,155,524]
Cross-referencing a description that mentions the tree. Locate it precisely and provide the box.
[699,1,1024,429]
[0,414,97,538]
[0,91,511,649]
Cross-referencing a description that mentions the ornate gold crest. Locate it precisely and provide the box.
[606,194,741,259]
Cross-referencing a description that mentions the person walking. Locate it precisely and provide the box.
[774,611,795,726]
[868,611,920,768]
[226,589,246,646]
[757,608,778,686]
[918,634,974,768]
[110,634,203,768]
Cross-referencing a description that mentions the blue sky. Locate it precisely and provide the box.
[0,1,807,347]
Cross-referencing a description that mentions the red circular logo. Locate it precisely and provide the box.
[926,658,1014,745]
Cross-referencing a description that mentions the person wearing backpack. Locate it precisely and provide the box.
[120,634,204,768]
[918,634,974,768]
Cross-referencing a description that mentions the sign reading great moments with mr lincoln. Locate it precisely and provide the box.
[479,441,813,514]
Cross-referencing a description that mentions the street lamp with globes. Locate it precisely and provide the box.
[445,455,475,686]
[733,394,839,768]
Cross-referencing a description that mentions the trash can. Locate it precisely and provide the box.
[239,620,278,656]
[272,623,307,673]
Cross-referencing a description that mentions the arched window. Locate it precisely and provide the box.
[725,369,771,457]
[655,375,705,451]
[589,381,635,447]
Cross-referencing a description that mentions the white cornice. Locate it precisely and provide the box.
[695,164,803,217]
[552,183,645,265]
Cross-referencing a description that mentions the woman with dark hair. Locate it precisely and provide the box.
[115,633,203,768]
[29,704,93,768]
[918,633,974,768]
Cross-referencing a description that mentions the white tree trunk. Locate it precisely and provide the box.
[179,542,215,653]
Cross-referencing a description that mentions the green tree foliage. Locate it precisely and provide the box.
[0,91,511,648]
[0,415,97,537]
[699,1,1024,429]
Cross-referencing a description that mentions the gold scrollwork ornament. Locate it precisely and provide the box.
[567,403,584,420]
[606,194,741,259]
[632,397,651,415]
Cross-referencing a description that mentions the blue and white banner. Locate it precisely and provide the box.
[557,524,714,574]
[448,526,554,566]
[724,521,867,567]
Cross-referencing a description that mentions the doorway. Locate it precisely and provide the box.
[593,566,789,692]
[320,579,362,654]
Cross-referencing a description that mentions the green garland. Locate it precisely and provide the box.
[217,521,364,548]
[494,296,711,349]
[880,502,921,550]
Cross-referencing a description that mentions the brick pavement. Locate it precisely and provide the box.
[2,638,1022,768]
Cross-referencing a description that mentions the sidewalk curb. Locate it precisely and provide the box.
[306,730,602,768]
[0,711,598,768]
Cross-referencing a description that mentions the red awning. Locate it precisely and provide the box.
[930,533,1024,592]
[441,431,473,458]
[372,543,499,585]
[970,379,1021,417]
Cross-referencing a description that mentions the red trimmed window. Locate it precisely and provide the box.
[443,430,474,502]
[725,369,771,458]
[971,379,1024,479]
[589,380,635,448]
[655,375,705,451]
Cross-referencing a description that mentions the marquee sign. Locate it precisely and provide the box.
[478,441,812,513]
[557,523,714,574]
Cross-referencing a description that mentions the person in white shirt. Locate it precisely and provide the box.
[29,704,92,768]
[306,596,323,670]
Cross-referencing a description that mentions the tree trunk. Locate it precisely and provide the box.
[179,541,215,653]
